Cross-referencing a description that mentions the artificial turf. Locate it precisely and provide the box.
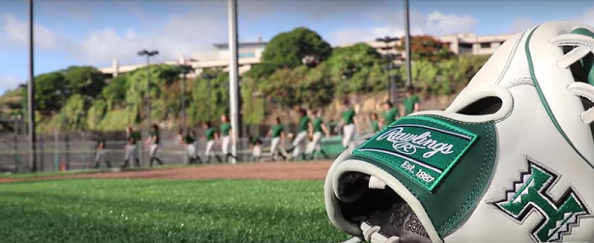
[0,179,350,243]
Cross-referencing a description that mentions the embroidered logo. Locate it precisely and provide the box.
[352,116,477,192]
[489,157,590,242]
[375,127,455,158]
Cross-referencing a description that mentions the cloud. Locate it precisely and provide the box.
[327,10,478,45]
[0,76,23,92]
[508,6,594,33]
[0,0,478,66]
[0,6,228,65]
[509,18,538,33]
[68,12,228,65]
[580,7,594,26]
[0,14,58,49]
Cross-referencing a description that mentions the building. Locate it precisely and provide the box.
[337,32,517,60]
[97,32,516,78]
[436,32,516,55]
[98,37,267,78]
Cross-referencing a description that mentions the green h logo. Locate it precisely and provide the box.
[490,157,590,242]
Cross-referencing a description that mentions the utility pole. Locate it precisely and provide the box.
[404,0,413,87]
[27,0,37,172]
[227,0,239,164]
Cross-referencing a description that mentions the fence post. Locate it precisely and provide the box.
[82,132,87,170]
[39,137,44,172]
[65,134,70,170]
[14,123,21,172]
[54,130,59,171]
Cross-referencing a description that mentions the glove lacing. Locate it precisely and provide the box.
[337,222,401,243]
[551,26,594,124]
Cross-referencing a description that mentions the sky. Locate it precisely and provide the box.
[1,0,594,94]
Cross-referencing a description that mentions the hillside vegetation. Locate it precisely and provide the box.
[0,27,490,133]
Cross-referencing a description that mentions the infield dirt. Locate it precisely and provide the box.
[1,160,334,182]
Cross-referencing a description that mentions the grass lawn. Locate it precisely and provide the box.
[0,179,349,243]
[0,164,194,179]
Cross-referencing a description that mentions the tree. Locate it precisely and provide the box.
[33,72,67,114]
[258,64,335,109]
[125,64,182,121]
[102,74,129,109]
[87,99,107,130]
[62,66,107,98]
[62,94,88,130]
[247,27,333,77]
[397,35,454,62]
[188,70,230,124]
[325,43,386,95]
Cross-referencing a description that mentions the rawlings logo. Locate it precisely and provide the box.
[353,117,478,192]
[375,127,455,158]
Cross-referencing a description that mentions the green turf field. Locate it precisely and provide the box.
[0,179,349,243]
[0,164,192,179]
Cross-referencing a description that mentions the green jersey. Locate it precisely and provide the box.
[298,116,310,132]
[403,94,420,115]
[342,108,355,125]
[371,120,380,133]
[205,128,216,141]
[220,122,231,136]
[271,124,284,138]
[383,107,399,126]
[312,118,323,133]
[127,132,141,145]
[149,131,160,144]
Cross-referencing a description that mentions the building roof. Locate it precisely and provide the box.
[212,41,268,49]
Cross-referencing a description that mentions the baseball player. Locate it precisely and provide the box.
[379,100,399,130]
[178,128,201,164]
[122,127,141,168]
[248,135,263,162]
[369,112,380,133]
[288,108,311,161]
[219,114,236,163]
[93,134,111,168]
[339,99,359,149]
[203,121,221,163]
[146,123,164,166]
[305,110,330,160]
[267,117,289,161]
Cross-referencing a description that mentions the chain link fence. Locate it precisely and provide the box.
[0,123,354,173]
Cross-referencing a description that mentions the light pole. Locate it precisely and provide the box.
[375,36,400,103]
[54,88,67,172]
[137,49,159,127]
[202,73,215,121]
[177,64,193,130]
[404,0,413,87]
[27,0,36,172]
